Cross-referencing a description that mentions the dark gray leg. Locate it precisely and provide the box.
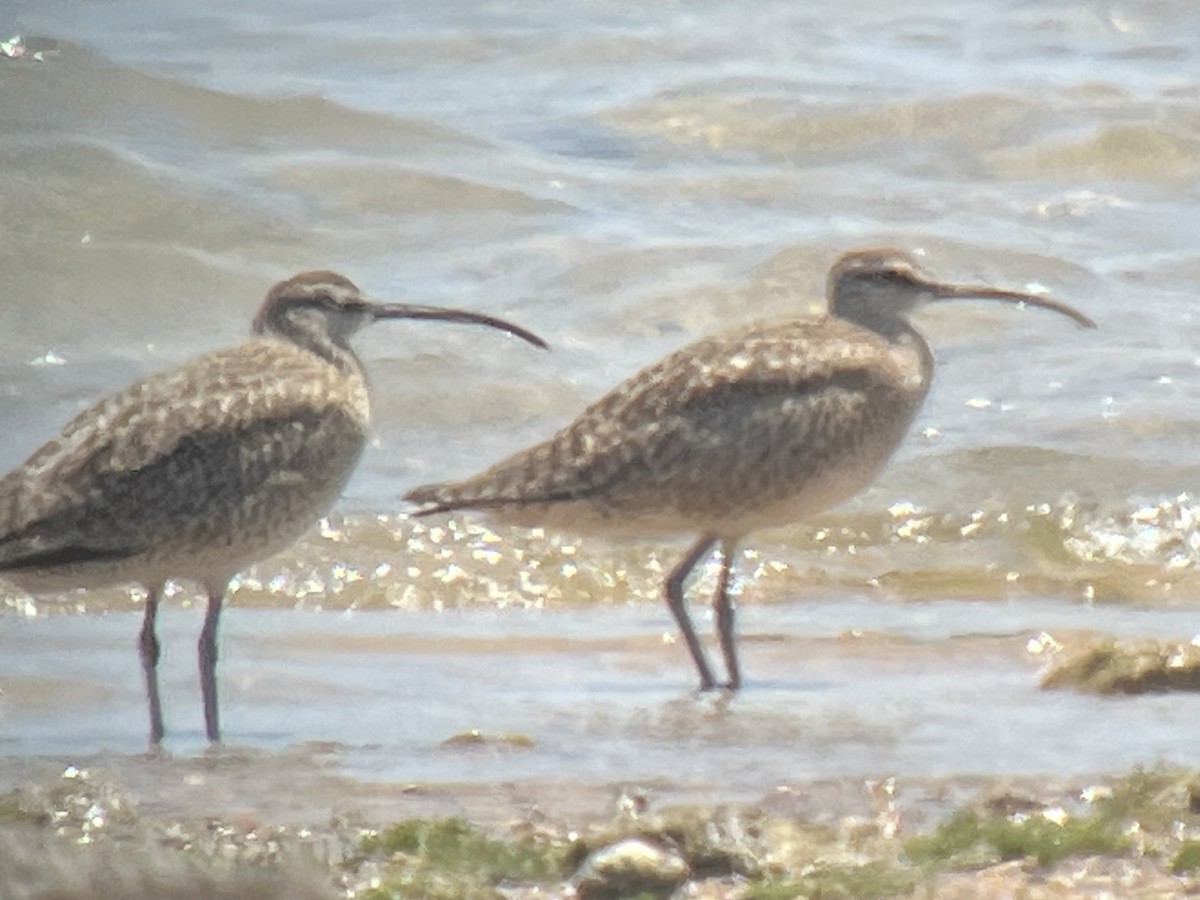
[665,535,718,690]
[713,541,740,690]
[138,585,164,745]
[198,585,224,742]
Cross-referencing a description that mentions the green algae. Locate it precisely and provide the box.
[906,807,1126,869]
[0,791,25,824]
[747,862,917,899]
[1094,767,1183,830]
[338,769,1200,898]
[351,817,571,899]
[904,769,1193,870]
[1172,841,1200,875]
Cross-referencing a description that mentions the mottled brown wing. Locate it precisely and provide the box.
[0,340,367,572]
[406,317,909,512]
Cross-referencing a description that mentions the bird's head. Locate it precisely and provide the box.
[826,249,1095,337]
[252,270,548,351]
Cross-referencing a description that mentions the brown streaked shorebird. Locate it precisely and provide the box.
[0,271,546,745]
[406,249,1096,691]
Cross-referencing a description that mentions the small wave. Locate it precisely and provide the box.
[994,123,1200,184]
[603,90,1042,163]
[269,161,573,216]
[9,41,485,156]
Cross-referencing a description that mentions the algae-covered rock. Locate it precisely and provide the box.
[439,730,536,749]
[1040,635,1200,694]
[572,837,688,899]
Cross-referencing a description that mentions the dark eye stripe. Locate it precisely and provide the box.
[863,269,919,287]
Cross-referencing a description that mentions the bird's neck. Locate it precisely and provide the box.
[832,297,934,388]
[269,322,368,380]
[834,302,935,395]
[833,296,913,342]
[887,323,936,396]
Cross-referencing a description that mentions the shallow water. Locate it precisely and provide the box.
[6,598,1200,786]
[3,0,1200,815]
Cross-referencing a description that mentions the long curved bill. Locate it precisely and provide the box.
[929,283,1096,329]
[371,302,549,348]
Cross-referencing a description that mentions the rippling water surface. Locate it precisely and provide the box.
[3,0,1200,811]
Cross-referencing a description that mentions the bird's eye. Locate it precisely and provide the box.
[317,291,364,313]
[867,269,919,288]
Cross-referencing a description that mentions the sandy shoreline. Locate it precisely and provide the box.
[4,748,1200,898]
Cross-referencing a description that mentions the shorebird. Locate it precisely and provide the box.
[406,249,1096,690]
[0,271,546,744]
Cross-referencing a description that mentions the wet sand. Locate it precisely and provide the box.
[2,728,1195,898]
